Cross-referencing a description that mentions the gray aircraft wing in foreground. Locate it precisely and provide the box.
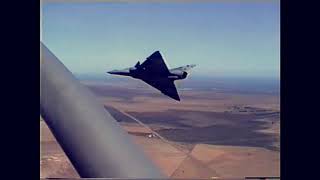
[41,42,165,178]
[108,51,196,101]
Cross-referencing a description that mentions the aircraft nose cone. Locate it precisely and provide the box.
[107,70,117,74]
[107,69,130,76]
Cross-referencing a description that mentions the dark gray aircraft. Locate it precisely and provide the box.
[107,51,196,101]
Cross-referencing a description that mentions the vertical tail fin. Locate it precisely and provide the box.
[135,61,140,68]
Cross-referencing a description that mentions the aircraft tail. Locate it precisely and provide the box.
[135,61,141,68]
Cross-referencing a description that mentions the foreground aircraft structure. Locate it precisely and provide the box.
[108,51,196,101]
[40,42,165,178]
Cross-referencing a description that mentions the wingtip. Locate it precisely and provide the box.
[173,95,181,101]
[164,93,181,101]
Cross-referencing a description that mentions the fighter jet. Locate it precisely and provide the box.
[107,51,196,101]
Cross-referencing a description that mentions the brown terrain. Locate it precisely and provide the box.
[40,119,79,178]
[40,78,280,179]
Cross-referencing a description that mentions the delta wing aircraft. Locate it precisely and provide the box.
[108,51,196,101]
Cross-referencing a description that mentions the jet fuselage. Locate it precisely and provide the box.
[109,65,194,81]
[107,51,196,101]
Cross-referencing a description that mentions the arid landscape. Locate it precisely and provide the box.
[40,76,280,179]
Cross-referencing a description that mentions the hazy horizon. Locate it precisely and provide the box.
[77,72,280,95]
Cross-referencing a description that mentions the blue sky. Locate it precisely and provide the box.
[42,2,279,79]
